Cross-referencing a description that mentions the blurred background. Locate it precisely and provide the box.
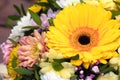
[0,0,37,63]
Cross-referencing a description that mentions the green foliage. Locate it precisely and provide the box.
[71,54,79,60]
[14,68,34,75]
[99,63,115,73]
[29,10,42,25]
[13,4,26,16]
[53,58,68,63]
[12,55,18,68]
[13,4,21,15]
[35,70,40,80]
[36,0,61,10]
[14,76,22,80]
[80,0,84,3]
[49,18,54,26]
[118,67,120,80]
[22,26,39,29]
[7,4,26,27]
[48,0,61,10]
[8,38,17,46]
[34,65,41,80]
[8,15,21,21]
[114,1,120,6]
[35,2,50,7]
[21,4,26,15]
[52,62,64,71]
[111,10,120,19]
[70,75,77,80]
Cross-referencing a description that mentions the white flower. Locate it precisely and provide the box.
[8,13,37,41]
[56,0,80,8]
[40,72,68,80]
[97,72,118,80]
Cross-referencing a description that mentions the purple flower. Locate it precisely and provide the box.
[86,74,95,80]
[40,8,59,28]
[92,66,99,73]
[47,8,59,18]
[40,14,50,27]
[1,41,14,64]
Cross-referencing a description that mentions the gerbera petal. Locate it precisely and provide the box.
[76,4,111,29]
[99,59,107,64]
[92,41,119,52]
[99,20,120,45]
[83,62,90,69]
[102,51,118,59]
[71,59,82,66]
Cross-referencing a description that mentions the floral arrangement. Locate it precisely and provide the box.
[1,0,120,80]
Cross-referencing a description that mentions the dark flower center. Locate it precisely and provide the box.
[78,35,90,45]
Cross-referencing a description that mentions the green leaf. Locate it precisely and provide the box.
[100,67,115,73]
[118,68,120,80]
[22,26,39,29]
[111,10,120,19]
[29,10,41,25]
[99,63,108,71]
[45,58,49,62]
[8,38,17,46]
[13,4,21,15]
[80,0,84,3]
[12,55,18,68]
[114,1,120,6]
[49,18,54,26]
[6,18,14,27]
[70,75,77,80]
[71,54,79,60]
[8,15,21,20]
[48,0,61,9]
[14,68,34,75]
[35,2,50,7]
[14,76,22,80]
[52,62,64,71]
[53,58,67,63]
[21,4,26,15]
[35,70,40,80]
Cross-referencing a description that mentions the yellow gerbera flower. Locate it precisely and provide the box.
[7,45,20,79]
[46,4,120,68]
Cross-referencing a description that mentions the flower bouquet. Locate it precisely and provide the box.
[1,0,120,80]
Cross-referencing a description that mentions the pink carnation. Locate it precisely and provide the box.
[18,30,48,68]
[1,41,14,64]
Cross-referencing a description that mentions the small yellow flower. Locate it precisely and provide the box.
[29,5,42,13]
[45,49,64,62]
[29,0,47,13]
[7,45,20,79]
[109,54,120,70]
